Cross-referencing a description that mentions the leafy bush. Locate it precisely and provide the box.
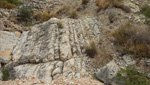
[141,4,150,18]
[112,23,150,58]
[2,69,9,81]
[117,66,149,85]
[82,0,90,5]
[85,41,97,58]
[0,1,16,9]
[70,11,78,19]
[33,12,54,21]
[19,6,33,21]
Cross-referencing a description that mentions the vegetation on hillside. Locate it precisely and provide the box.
[0,0,22,9]
[82,0,90,5]
[2,69,9,81]
[70,11,78,19]
[0,1,16,9]
[112,23,150,58]
[141,4,150,25]
[33,12,54,22]
[96,0,130,12]
[85,41,97,58]
[57,21,63,28]
[117,66,149,85]
[6,0,22,6]
[18,6,33,21]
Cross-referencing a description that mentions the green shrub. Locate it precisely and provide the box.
[2,69,9,81]
[82,0,90,5]
[85,41,97,58]
[19,6,33,21]
[117,66,149,85]
[141,4,150,18]
[112,23,150,58]
[141,4,150,25]
[0,1,16,9]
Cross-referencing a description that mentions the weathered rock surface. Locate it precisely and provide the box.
[0,0,149,84]
[0,31,20,64]
[96,60,119,84]
[10,17,102,83]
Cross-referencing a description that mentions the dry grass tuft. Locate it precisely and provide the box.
[96,0,130,12]
[112,23,150,58]
[96,0,123,9]
[33,12,54,21]
[0,1,16,9]
[70,11,78,19]
[82,0,90,5]
[57,21,63,28]
[85,36,113,68]
[85,41,97,58]
[33,5,70,21]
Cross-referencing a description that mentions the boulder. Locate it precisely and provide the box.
[96,60,120,84]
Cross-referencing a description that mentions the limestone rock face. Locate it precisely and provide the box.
[12,61,63,83]
[11,17,102,83]
[0,31,20,64]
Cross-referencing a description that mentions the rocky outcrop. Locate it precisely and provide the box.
[0,0,149,84]
[96,60,119,84]
[10,17,102,83]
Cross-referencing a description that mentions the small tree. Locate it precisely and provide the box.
[19,6,33,21]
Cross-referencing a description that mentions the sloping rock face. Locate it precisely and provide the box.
[10,17,102,83]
